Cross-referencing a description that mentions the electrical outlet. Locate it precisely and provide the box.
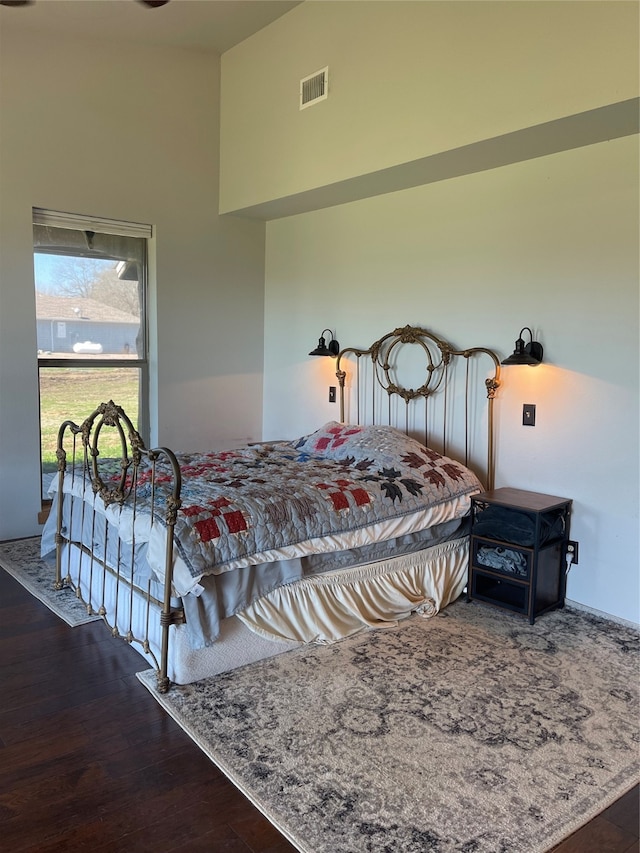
[566,540,579,564]
[329,386,336,403]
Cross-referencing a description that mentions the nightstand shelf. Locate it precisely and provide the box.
[466,487,572,624]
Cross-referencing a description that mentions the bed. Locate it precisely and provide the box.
[41,325,501,691]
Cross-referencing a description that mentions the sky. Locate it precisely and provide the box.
[34,253,116,295]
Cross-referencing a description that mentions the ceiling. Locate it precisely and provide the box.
[0,0,302,54]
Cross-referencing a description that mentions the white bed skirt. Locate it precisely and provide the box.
[60,536,469,685]
[238,536,469,643]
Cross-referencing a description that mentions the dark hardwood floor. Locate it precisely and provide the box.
[0,564,638,852]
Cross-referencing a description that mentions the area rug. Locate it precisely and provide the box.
[0,536,99,626]
[138,600,639,853]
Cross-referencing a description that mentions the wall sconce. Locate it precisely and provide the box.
[501,327,544,366]
[309,328,340,357]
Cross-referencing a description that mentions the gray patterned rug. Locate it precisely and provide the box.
[138,601,639,853]
[0,536,99,626]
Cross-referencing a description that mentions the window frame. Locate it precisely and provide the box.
[34,208,151,502]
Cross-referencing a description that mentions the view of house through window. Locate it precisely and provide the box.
[34,209,150,499]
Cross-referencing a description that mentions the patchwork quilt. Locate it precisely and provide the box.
[152,422,483,580]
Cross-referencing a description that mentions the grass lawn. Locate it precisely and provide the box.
[39,367,140,471]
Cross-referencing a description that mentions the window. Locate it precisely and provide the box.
[34,208,151,499]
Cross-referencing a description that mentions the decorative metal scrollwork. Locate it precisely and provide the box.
[335,324,501,489]
[336,325,500,405]
[54,399,183,692]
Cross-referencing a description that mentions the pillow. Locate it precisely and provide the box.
[294,422,483,498]
[294,422,429,466]
[293,422,365,458]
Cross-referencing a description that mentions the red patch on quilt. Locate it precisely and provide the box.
[182,504,210,517]
[351,487,370,507]
[317,478,371,512]
[183,494,248,542]
[194,516,221,542]
[223,509,247,535]
[329,490,349,511]
[314,425,362,453]
[209,496,233,510]
[120,469,173,489]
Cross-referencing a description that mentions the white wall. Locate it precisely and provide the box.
[0,23,266,540]
[220,0,638,214]
[244,1,639,624]
[263,136,639,624]
[1,3,637,627]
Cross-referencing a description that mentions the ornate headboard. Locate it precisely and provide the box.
[335,325,501,490]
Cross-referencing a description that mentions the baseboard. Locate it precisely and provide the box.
[565,598,639,631]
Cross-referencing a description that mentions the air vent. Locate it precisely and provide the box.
[300,67,328,110]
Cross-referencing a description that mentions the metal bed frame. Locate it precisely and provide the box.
[337,325,500,489]
[51,325,500,692]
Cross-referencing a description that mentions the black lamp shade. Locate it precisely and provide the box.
[501,328,543,366]
[309,329,339,357]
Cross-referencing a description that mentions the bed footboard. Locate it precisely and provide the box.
[53,400,183,693]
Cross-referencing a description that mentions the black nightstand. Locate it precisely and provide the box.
[466,487,572,624]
